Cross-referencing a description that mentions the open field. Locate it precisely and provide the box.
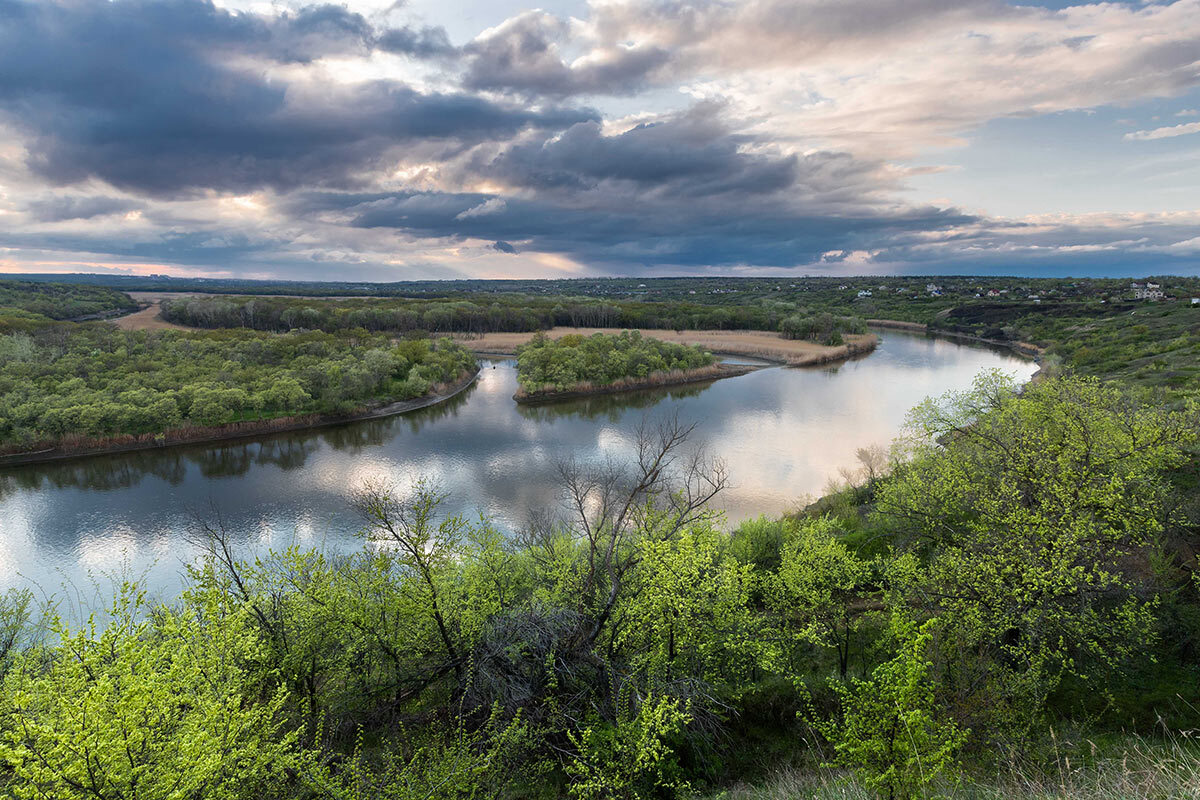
[455,327,878,366]
[111,302,191,331]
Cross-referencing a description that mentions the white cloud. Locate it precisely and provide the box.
[455,197,508,219]
[483,0,1200,158]
[1124,121,1200,141]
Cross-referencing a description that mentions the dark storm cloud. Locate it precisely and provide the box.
[289,188,976,268]
[25,195,144,222]
[277,97,975,268]
[0,0,591,195]
[470,106,800,196]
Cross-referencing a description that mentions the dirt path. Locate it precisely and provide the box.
[111,302,191,331]
[455,327,878,366]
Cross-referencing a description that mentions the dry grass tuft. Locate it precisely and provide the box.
[707,733,1200,800]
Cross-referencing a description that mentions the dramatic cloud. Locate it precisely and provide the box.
[461,0,1200,156]
[24,195,144,223]
[0,0,1197,279]
[0,0,590,195]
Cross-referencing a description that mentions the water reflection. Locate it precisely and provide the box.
[0,331,1037,597]
[517,379,715,422]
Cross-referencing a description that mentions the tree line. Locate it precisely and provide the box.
[1,374,1197,798]
[159,294,846,336]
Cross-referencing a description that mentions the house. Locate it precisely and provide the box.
[1134,286,1164,300]
[857,290,872,298]
[926,283,942,293]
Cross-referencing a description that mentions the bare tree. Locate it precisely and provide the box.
[552,413,727,648]
[352,479,466,682]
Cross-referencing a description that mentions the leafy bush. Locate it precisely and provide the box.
[515,330,715,393]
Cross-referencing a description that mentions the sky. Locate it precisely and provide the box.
[0,0,1198,281]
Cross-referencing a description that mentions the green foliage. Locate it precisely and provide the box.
[302,712,531,800]
[0,279,136,322]
[566,695,693,800]
[0,585,297,800]
[515,330,715,393]
[780,313,867,345]
[876,372,1198,738]
[0,326,476,447]
[769,517,871,678]
[618,522,759,693]
[820,620,967,800]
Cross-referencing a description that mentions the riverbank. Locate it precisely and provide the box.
[0,368,480,468]
[513,363,759,404]
[868,318,1043,360]
[456,327,878,367]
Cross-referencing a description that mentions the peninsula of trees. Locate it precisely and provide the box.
[0,326,476,459]
[512,330,734,401]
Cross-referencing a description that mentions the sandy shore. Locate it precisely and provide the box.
[455,327,878,366]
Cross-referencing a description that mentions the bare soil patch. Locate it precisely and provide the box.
[111,302,192,331]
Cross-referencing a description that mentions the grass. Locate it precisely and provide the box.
[705,732,1200,800]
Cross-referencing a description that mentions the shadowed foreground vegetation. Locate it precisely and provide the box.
[1,373,1198,799]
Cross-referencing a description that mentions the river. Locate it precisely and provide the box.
[0,330,1036,602]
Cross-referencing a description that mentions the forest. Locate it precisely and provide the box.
[161,293,797,335]
[1,374,1198,799]
[0,279,137,322]
[0,326,476,451]
[515,331,716,394]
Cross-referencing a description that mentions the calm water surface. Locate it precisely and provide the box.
[0,331,1035,600]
